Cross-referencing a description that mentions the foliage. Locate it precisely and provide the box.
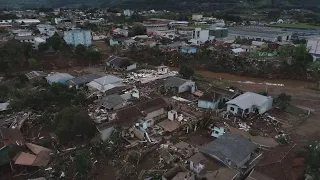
[28,58,38,68]
[130,24,146,37]
[179,64,194,79]
[309,61,320,88]
[307,143,320,180]
[274,93,292,110]
[75,149,92,177]
[84,48,101,65]
[0,28,8,34]
[47,33,63,51]
[293,39,307,45]
[259,91,268,96]
[54,107,96,143]
[75,44,87,60]
[0,85,9,101]
[38,43,50,52]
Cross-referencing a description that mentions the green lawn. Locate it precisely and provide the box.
[270,23,320,30]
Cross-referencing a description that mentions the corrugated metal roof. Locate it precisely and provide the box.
[100,94,125,109]
[45,73,74,83]
[226,92,271,110]
[200,133,257,167]
[68,74,101,85]
[165,76,189,87]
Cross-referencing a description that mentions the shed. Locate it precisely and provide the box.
[45,73,74,85]
[164,76,196,94]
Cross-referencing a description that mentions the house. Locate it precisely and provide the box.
[211,127,225,138]
[25,71,48,81]
[86,75,124,93]
[141,40,157,47]
[99,94,126,111]
[109,37,128,46]
[123,39,136,47]
[63,29,92,46]
[254,144,305,180]
[198,92,222,110]
[33,37,46,50]
[200,133,258,173]
[226,92,273,116]
[106,56,137,71]
[180,46,198,54]
[97,98,167,141]
[92,34,107,41]
[232,48,246,54]
[164,77,196,94]
[192,14,203,21]
[113,28,129,37]
[15,36,34,43]
[123,9,133,17]
[156,66,170,74]
[36,24,56,37]
[0,128,25,166]
[67,74,101,88]
[45,73,74,85]
[189,152,239,179]
[143,23,169,34]
[306,36,320,61]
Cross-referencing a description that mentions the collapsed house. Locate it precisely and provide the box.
[226,92,273,116]
[67,74,101,89]
[25,71,48,81]
[106,56,137,71]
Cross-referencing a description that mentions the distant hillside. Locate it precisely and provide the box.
[0,0,319,10]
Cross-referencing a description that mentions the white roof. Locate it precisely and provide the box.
[34,37,46,43]
[232,48,245,53]
[15,19,40,23]
[226,92,271,109]
[93,75,123,85]
[0,102,9,111]
[86,75,124,92]
[45,73,74,82]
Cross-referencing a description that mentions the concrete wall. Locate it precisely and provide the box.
[178,81,196,93]
[189,161,204,174]
[145,108,165,119]
[307,39,320,55]
[100,127,114,141]
[198,99,219,110]
[126,63,137,71]
[258,98,273,114]
[227,104,241,115]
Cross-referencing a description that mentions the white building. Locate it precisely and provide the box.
[143,23,169,34]
[153,30,176,39]
[33,37,46,49]
[0,20,12,27]
[15,36,46,49]
[307,36,320,61]
[64,29,92,47]
[123,9,134,17]
[36,24,56,37]
[189,28,211,45]
[15,19,40,24]
[192,14,203,21]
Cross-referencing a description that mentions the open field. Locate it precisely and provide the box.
[269,23,320,29]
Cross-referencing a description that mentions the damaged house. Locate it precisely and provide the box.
[87,75,125,93]
[106,56,137,71]
[164,76,196,94]
[98,94,127,111]
[97,98,168,141]
[67,74,101,89]
[198,87,237,110]
[226,92,273,116]
[0,128,24,167]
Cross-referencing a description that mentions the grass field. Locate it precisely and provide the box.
[270,23,320,29]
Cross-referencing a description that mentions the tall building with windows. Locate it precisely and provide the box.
[63,29,92,47]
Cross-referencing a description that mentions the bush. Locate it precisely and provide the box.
[75,149,92,177]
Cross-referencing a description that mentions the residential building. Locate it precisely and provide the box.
[36,24,56,37]
[113,28,129,37]
[99,94,126,111]
[15,36,34,43]
[226,92,273,115]
[198,92,221,110]
[254,144,305,180]
[67,74,101,89]
[209,26,228,39]
[189,28,210,45]
[86,75,124,92]
[164,76,196,94]
[123,9,133,17]
[0,20,12,27]
[109,37,129,46]
[106,56,137,71]
[192,14,203,21]
[92,34,107,41]
[45,73,74,85]
[143,23,169,34]
[15,19,40,24]
[306,36,320,61]
[15,30,33,37]
[228,26,292,42]
[200,133,259,174]
[64,29,92,46]
[153,30,176,39]
[180,46,198,54]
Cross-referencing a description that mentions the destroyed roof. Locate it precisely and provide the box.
[254,144,305,180]
[226,92,271,110]
[14,151,51,167]
[246,169,274,180]
[204,168,239,180]
[26,143,52,154]
[0,128,24,147]
[189,152,225,175]
[135,97,167,113]
[100,94,125,109]
[92,75,123,86]
[68,74,101,85]
[106,56,134,68]
[25,71,48,80]
[165,76,190,87]
[199,92,222,102]
[200,133,257,168]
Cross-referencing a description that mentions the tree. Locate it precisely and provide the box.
[309,61,320,88]
[54,107,96,143]
[28,58,38,68]
[293,44,313,67]
[47,33,63,51]
[131,24,146,36]
[307,143,320,180]
[274,93,292,110]
[84,49,101,65]
[179,64,194,79]
[0,85,9,100]
[38,43,49,52]
[75,44,87,60]
[75,149,92,177]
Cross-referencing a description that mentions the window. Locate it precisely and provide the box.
[230,107,235,111]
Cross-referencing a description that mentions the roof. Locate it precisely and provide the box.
[100,94,125,109]
[15,19,40,23]
[254,144,305,180]
[68,74,101,85]
[246,169,274,180]
[25,71,48,80]
[200,133,257,168]
[232,48,245,53]
[165,76,190,87]
[93,75,123,86]
[15,36,34,41]
[226,92,271,110]
[228,26,291,38]
[157,119,180,132]
[106,56,133,68]
[45,73,74,83]
[209,86,236,99]
[26,143,52,155]
[135,97,167,113]
[34,37,46,43]
[14,151,50,167]
[0,128,24,147]
[0,102,9,112]
[199,92,221,102]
